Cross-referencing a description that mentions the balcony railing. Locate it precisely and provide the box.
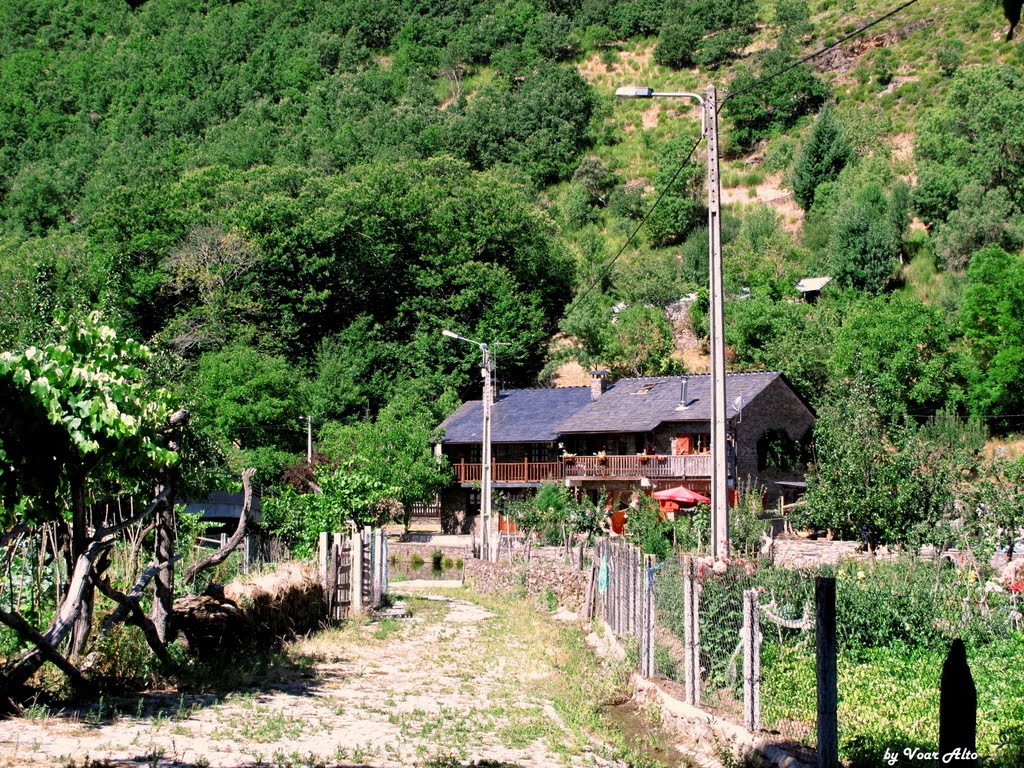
[452,460,564,484]
[565,454,712,479]
[450,454,712,484]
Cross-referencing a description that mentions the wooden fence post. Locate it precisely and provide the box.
[318,531,329,600]
[351,526,363,613]
[642,554,657,677]
[683,555,700,705]
[816,576,838,768]
[371,528,384,608]
[743,588,762,732]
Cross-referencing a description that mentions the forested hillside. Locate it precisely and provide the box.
[2,0,1023,523]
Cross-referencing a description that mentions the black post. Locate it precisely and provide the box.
[815,576,837,768]
[939,638,977,766]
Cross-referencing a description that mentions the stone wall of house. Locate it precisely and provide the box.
[735,377,815,503]
[464,558,590,611]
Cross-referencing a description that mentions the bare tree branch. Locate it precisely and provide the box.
[94,575,173,667]
[182,468,255,583]
[0,608,95,693]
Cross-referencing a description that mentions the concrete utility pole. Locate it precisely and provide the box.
[442,329,498,562]
[706,84,728,559]
[307,415,313,465]
[615,84,729,558]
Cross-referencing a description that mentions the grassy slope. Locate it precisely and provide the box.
[565,0,1017,266]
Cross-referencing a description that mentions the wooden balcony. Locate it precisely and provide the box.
[450,454,712,485]
[565,454,712,480]
[452,460,564,484]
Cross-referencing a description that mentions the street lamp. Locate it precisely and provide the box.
[616,83,728,559]
[442,329,496,561]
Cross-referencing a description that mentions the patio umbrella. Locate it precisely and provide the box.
[652,485,711,504]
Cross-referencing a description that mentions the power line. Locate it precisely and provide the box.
[554,134,704,333]
[721,0,921,107]
[552,0,923,343]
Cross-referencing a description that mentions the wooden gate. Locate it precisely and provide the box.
[318,527,388,621]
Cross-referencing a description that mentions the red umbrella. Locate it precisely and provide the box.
[652,485,710,504]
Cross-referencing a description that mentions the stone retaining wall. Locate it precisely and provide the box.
[464,558,589,611]
[388,541,472,561]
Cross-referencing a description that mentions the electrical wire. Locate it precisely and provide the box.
[721,0,921,108]
[554,0,923,338]
[554,133,704,333]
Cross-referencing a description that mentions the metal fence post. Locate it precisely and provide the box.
[643,554,657,677]
[683,555,699,705]
[743,588,762,732]
[816,576,838,768]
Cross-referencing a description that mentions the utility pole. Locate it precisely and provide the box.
[442,329,499,562]
[706,84,729,559]
[614,84,729,558]
[480,345,494,562]
[307,415,313,465]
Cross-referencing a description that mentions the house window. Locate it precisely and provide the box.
[468,445,481,463]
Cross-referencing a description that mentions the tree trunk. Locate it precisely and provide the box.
[181,468,256,583]
[69,478,93,659]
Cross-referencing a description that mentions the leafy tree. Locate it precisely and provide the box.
[453,63,597,183]
[645,135,706,246]
[316,390,452,519]
[930,185,1024,272]
[262,464,401,558]
[960,246,1024,423]
[602,304,680,378]
[914,66,1024,228]
[654,22,703,69]
[0,312,177,525]
[800,383,977,547]
[723,48,827,151]
[827,294,968,421]
[791,105,854,211]
[812,176,909,294]
[190,345,305,480]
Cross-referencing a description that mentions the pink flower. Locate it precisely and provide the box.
[712,560,728,574]
[744,563,755,576]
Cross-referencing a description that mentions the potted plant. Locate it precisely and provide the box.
[597,450,607,464]
[561,452,576,463]
[637,453,650,463]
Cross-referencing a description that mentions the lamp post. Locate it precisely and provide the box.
[442,329,496,561]
[615,84,729,559]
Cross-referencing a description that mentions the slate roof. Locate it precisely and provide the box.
[439,387,593,444]
[555,372,788,434]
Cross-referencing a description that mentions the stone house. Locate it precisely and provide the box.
[435,371,815,534]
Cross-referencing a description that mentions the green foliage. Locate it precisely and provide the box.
[653,23,702,69]
[316,390,451,514]
[262,463,400,557]
[930,184,1024,272]
[723,48,828,151]
[800,383,981,546]
[960,247,1024,422]
[644,135,706,246]
[827,293,968,420]
[914,65,1024,228]
[190,345,304,481]
[0,312,177,523]
[602,304,680,378]
[453,63,597,184]
[791,105,854,211]
[808,164,910,294]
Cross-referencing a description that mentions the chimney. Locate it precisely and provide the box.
[590,369,609,400]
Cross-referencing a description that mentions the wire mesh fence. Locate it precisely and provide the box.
[605,537,1024,766]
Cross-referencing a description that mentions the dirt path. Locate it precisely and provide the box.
[0,585,641,768]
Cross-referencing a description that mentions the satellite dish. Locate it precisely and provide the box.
[733,395,743,423]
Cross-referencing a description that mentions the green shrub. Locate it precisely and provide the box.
[431,548,444,570]
[541,587,559,611]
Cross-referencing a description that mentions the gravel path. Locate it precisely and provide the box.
[0,587,629,768]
